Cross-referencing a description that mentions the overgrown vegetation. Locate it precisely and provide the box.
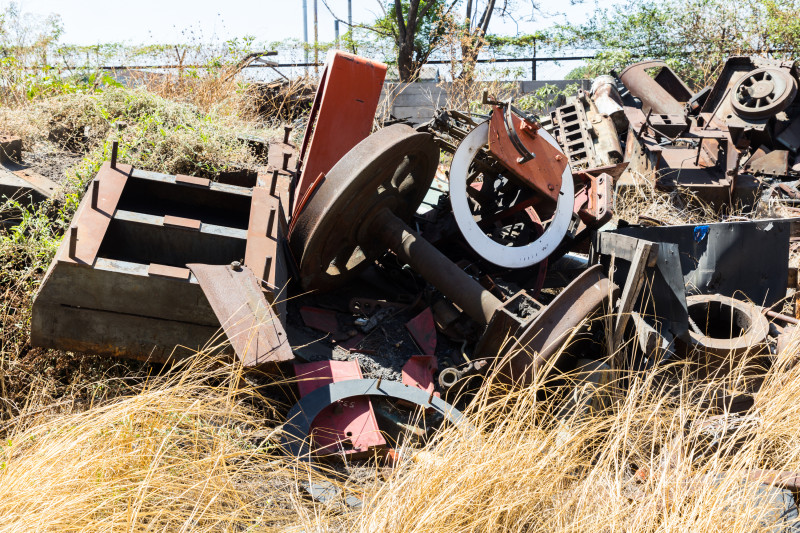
[2,1,800,530]
[551,0,800,87]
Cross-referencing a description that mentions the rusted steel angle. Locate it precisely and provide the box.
[245,187,288,318]
[57,162,131,266]
[189,263,292,366]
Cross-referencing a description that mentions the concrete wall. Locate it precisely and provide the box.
[379,80,592,124]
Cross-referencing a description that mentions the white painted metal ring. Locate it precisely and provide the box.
[449,120,575,269]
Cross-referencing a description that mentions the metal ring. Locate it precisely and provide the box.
[280,379,472,504]
[449,120,575,268]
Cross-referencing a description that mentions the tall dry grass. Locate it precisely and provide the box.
[0,325,798,531]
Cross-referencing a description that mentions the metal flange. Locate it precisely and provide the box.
[731,68,798,119]
[289,124,439,291]
[449,120,575,269]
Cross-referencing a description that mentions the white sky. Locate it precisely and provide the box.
[4,0,621,78]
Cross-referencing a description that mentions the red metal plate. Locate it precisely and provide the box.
[56,162,131,266]
[293,51,387,214]
[402,355,439,396]
[189,263,293,366]
[293,360,386,454]
[487,109,567,203]
[405,307,437,355]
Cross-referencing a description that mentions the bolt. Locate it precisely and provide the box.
[555,154,563,162]
[282,152,291,170]
[283,126,293,144]
[548,184,554,191]
[231,261,242,271]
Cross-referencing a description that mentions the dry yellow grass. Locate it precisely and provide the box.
[0,326,797,532]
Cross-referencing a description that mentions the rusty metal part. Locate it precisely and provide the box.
[32,162,285,364]
[294,361,386,455]
[590,75,628,133]
[438,359,490,390]
[620,60,692,116]
[743,148,791,177]
[549,91,623,170]
[289,125,436,289]
[451,120,576,269]
[289,124,506,326]
[685,294,769,358]
[294,51,387,214]
[281,378,471,504]
[487,105,565,202]
[498,265,614,385]
[189,263,293,366]
[731,67,797,119]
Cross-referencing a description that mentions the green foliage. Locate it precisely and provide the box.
[552,0,800,87]
[375,1,451,70]
[516,83,580,114]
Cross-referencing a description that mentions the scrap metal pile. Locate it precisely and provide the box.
[25,51,800,503]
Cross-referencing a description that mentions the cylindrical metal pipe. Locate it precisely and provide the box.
[302,0,309,73]
[372,209,502,325]
[313,0,319,77]
[620,61,686,116]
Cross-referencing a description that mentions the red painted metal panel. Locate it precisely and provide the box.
[56,162,130,267]
[402,355,439,397]
[293,50,387,215]
[294,360,386,454]
[405,307,437,355]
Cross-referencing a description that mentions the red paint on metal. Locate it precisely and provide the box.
[299,306,346,340]
[294,360,386,454]
[56,162,130,267]
[487,108,567,203]
[175,174,210,187]
[402,355,439,397]
[293,50,387,215]
[406,307,437,355]
[163,215,201,230]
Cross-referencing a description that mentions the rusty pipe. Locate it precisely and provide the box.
[620,61,687,116]
[371,208,502,325]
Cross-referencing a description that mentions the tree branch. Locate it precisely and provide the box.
[478,0,497,34]
[394,0,407,40]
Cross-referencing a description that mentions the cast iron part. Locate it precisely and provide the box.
[281,378,471,505]
[685,294,769,358]
[289,124,507,326]
[731,68,797,119]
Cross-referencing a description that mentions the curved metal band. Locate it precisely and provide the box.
[280,379,471,504]
[449,120,576,269]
